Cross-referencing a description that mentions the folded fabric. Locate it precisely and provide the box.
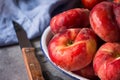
[0,0,78,46]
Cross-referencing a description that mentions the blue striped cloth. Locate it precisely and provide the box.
[0,0,78,46]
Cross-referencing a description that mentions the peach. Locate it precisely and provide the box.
[81,0,107,10]
[48,28,97,71]
[90,1,120,42]
[50,8,90,34]
[93,42,120,80]
[113,0,120,3]
[72,63,99,80]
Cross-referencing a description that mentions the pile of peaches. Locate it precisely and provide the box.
[47,0,120,80]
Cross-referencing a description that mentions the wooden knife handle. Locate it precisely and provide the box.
[22,48,44,80]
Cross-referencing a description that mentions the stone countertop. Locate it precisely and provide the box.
[0,37,74,80]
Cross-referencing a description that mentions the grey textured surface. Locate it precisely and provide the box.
[0,38,74,80]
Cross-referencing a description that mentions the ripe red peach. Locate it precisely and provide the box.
[93,42,120,80]
[90,1,120,42]
[50,8,90,34]
[72,63,99,80]
[81,0,107,10]
[48,28,97,71]
[113,0,120,3]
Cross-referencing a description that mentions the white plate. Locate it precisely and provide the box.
[40,26,89,80]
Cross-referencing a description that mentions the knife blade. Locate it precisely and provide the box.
[13,21,44,80]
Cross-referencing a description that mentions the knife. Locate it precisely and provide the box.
[13,21,44,80]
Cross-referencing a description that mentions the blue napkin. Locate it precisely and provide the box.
[0,0,78,46]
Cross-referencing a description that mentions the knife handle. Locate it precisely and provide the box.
[22,48,44,80]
